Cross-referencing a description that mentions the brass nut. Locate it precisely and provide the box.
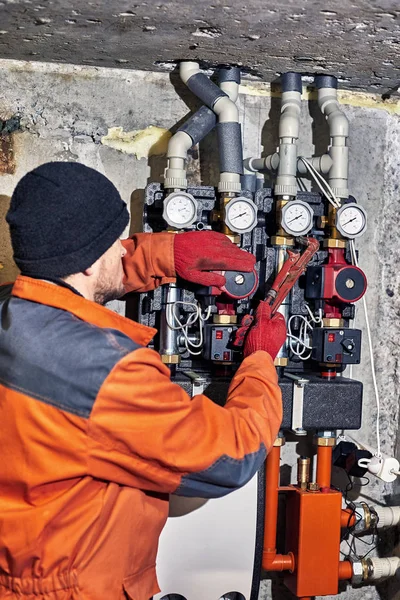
[322,318,344,328]
[308,482,320,492]
[160,354,180,364]
[271,235,295,247]
[276,199,290,209]
[213,314,238,324]
[225,234,241,244]
[316,436,336,447]
[274,356,288,367]
[273,436,286,447]
[362,559,369,581]
[323,238,347,249]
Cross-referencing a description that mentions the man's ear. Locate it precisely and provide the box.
[83,266,95,277]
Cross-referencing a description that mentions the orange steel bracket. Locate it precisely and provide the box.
[262,445,295,572]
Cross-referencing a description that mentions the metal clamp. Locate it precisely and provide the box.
[183,371,207,396]
[285,373,309,436]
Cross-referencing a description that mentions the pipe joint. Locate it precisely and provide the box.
[179,61,201,85]
[167,131,192,160]
[213,95,239,123]
[262,551,295,572]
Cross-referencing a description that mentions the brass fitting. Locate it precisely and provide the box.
[322,204,347,248]
[225,234,241,244]
[323,238,347,249]
[273,436,286,447]
[271,235,295,247]
[161,354,180,364]
[297,456,311,489]
[221,193,235,236]
[322,317,344,328]
[213,314,237,324]
[316,436,336,447]
[307,482,320,492]
[274,356,288,367]
[317,215,328,229]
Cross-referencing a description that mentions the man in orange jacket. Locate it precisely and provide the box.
[0,162,285,600]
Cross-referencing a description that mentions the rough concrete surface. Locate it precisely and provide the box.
[0,58,400,599]
[0,1,399,92]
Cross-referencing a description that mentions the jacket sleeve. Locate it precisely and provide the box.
[87,349,282,498]
[122,232,176,293]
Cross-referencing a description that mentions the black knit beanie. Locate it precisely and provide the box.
[6,162,130,278]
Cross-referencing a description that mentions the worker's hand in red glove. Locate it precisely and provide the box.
[243,301,287,360]
[174,230,256,288]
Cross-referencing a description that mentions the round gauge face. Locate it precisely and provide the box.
[336,204,367,238]
[163,193,197,228]
[225,198,257,233]
[281,201,313,235]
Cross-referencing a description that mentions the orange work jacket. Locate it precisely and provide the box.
[0,232,282,600]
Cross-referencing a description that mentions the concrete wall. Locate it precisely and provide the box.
[0,59,399,600]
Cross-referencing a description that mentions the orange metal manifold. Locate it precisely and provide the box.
[262,438,353,598]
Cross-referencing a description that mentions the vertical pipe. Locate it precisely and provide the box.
[159,283,181,364]
[315,75,349,200]
[262,443,295,572]
[275,72,302,198]
[316,445,333,489]
[263,445,281,557]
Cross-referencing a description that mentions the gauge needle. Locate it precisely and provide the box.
[342,217,358,226]
[231,212,248,220]
[287,215,303,224]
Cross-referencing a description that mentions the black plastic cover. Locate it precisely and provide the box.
[217,122,244,174]
[178,105,217,145]
[186,72,227,108]
[315,75,338,89]
[281,72,302,93]
[218,66,241,84]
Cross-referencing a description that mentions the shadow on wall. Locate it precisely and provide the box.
[0,195,19,284]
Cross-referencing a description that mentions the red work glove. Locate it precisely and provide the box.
[174,231,256,288]
[243,301,287,360]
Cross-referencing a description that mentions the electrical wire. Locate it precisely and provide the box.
[337,473,378,561]
[287,306,323,360]
[298,157,341,209]
[349,239,381,458]
[166,300,212,356]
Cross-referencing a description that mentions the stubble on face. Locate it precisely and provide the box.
[93,242,126,305]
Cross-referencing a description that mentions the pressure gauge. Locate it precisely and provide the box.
[336,203,367,238]
[224,196,258,234]
[281,200,314,236]
[162,192,198,229]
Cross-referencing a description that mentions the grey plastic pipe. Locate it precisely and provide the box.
[315,75,349,199]
[180,62,242,192]
[164,105,217,190]
[275,72,302,198]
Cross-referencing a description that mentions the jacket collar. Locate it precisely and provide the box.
[11,275,156,347]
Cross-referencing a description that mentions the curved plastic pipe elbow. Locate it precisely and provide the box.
[167,131,192,159]
[213,95,239,123]
[179,61,201,85]
[317,92,349,139]
[219,80,239,103]
[326,108,349,138]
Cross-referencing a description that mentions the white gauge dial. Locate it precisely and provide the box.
[336,204,367,238]
[224,197,258,234]
[162,192,198,228]
[281,200,314,236]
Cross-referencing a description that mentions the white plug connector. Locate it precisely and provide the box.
[367,455,400,483]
